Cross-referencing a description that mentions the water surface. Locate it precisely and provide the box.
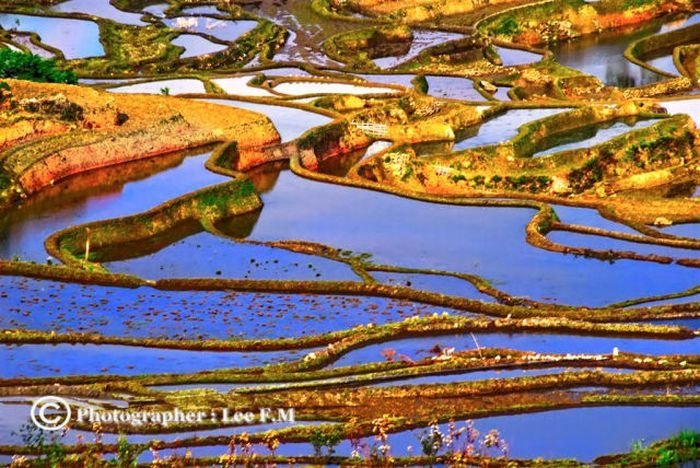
[0,343,314,378]
[172,33,227,58]
[202,99,332,141]
[109,78,206,94]
[0,151,225,261]
[549,231,700,259]
[331,333,698,367]
[426,75,486,101]
[373,30,462,69]
[453,108,566,151]
[367,407,700,461]
[0,14,103,59]
[152,407,700,461]
[533,119,659,157]
[495,46,541,66]
[106,232,361,280]
[164,17,257,42]
[553,14,699,87]
[0,276,462,339]
[50,0,147,26]
[274,81,398,96]
[211,76,277,96]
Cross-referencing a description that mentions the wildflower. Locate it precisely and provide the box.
[264,431,280,456]
[464,420,479,445]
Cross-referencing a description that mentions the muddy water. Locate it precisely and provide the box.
[646,53,678,75]
[373,30,463,69]
[242,0,358,66]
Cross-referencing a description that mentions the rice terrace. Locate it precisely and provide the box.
[0,0,699,466]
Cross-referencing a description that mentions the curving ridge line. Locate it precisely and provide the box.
[22,98,698,317]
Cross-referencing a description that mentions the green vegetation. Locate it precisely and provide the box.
[324,25,413,68]
[14,423,67,467]
[309,426,344,457]
[71,22,181,75]
[492,15,520,36]
[0,49,77,83]
[0,171,11,191]
[1,2,699,467]
[623,0,656,8]
[616,430,700,466]
[113,436,142,467]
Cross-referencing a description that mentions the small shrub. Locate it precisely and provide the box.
[13,422,67,466]
[0,49,77,83]
[111,435,142,467]
[309,426,344,457]
[492,16,520,36]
